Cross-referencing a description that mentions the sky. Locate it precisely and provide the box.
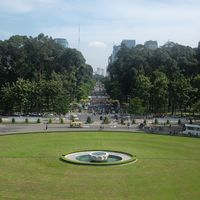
[0,0,200,71]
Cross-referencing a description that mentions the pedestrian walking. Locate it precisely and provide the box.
[45,123,48,130]
[127,122,130,129]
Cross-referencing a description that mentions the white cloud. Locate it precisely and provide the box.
[0,0,58,13]
[0,0,33,13]
[89,41,107,48]
[1,0,200,69]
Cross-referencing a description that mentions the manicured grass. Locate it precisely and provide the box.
[0,131,200,200]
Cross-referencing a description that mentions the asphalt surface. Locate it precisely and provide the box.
[0,123,143,135]
[0,113,185,136]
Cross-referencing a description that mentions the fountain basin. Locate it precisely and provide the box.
[61,150,136,166]
[89,151,109,162]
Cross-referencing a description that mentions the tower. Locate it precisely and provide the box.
[78,25,80,51]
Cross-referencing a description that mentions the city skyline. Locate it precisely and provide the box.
[0,0,200,69]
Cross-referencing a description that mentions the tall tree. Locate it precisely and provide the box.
[150,71,169,113]
[0,33,94,114]
[134,74,152,110]
[169,74,191,115]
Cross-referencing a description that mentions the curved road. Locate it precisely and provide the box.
[0,123,143,135]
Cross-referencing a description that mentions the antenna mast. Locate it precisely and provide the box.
[78,24,80,50]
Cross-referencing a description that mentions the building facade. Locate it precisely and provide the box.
[95,68,104,76]
[144,40,158,50]
[109,40,136,64]
[121,40,136,48]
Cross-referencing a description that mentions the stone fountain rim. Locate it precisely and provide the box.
[61,150,136,166]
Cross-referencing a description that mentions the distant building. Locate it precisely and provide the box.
[95,68,104,76]
[144,40,158,50]
[54,38,69,48]
[121,40,136,48]
[111,45,121,63]
[108,55,112,65]
[109,40,136,64]
[108,45,121,64]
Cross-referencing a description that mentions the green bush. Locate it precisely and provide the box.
[37,118,41,123]
[154,118,158,124]
[103,116,110,124]
[0,118,2,123]
[25,118,29,124]
[12,118,15,123]
[60,118,64,124]
[132,119,136,124]
[121,119,125,125]
[48,118,52,124]
[86,116,93,124]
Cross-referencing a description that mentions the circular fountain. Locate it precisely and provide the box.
[61,150,136,166]
[89,151,109,162]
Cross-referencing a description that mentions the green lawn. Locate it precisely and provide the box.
[0,131,200,200]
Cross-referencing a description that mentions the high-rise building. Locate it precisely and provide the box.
[121,40,136,48]
[95,68,104,76]
[111,45,121,63]
[54,38,69,48]
[108,45,121,64]
[144,40,158,50]
[108,40,136,64]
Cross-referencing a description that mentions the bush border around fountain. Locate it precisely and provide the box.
[60,150,137,166]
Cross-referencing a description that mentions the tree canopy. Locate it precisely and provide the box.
[105,43,200,115]
[0,34,94,114]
